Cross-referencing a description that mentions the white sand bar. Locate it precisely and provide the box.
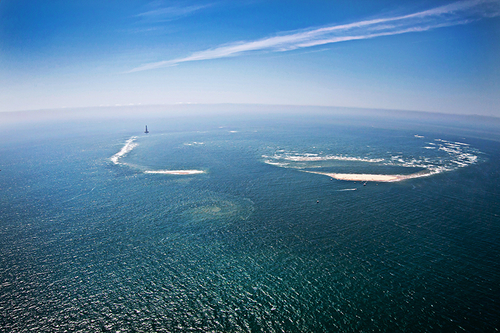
[304,171,415,182]
[145,170,204,175]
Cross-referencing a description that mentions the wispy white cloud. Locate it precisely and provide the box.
[128,0,500,73]
[136,3,213,21]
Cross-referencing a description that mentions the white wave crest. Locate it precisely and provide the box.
[144,170,204,175]
[264,137,480,181]
[184,142,205,146]
[111,137,138,164]
[385,139,479,174]
[265,153,384,163]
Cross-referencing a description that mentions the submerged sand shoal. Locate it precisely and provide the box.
[304,171,423,182]
[144,170,204,175]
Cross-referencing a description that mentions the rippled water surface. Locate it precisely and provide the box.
[1,114,499,332]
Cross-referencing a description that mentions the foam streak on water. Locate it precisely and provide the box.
[110,136,204,175]
[110,136,138,164]
[263,136,481,180]
[263,153,384,163]
[144,170,204,175]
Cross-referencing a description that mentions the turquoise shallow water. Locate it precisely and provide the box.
[1,113,499,332]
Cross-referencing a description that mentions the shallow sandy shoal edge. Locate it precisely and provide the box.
[303,171,413,182]
[144,170,205,175]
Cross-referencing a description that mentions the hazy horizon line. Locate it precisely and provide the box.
[2,102,499,120]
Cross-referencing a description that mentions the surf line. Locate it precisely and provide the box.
[111,136,138,165]
[110,136,205,175]
[144,170,204,175]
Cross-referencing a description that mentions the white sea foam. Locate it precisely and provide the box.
[266,153,384,163]
[110,136,206,175]
[145,170,204,175]
[264,137,480,181]
[111,137,138,164]
[263,160,290,167]
[384,139,479,174]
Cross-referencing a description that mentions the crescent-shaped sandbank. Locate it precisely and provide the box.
[304,170,431,182]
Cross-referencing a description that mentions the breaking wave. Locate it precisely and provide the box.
[110,136,204,175]
[262,153,384,164]
[144,170,204,175]
[384,139,479,173]
[110,137,138,164]
[263,137,481,180]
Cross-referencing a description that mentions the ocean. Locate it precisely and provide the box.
[1,107,499,332]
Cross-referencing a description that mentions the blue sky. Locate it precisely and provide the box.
[1,0,499,116]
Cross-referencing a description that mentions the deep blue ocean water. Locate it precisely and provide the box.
[1,110,499,332]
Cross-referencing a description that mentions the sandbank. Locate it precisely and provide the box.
[144,170,204,175]
[304,171,421,182]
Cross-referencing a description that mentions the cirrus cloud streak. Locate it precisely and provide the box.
[128,0,500,73]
